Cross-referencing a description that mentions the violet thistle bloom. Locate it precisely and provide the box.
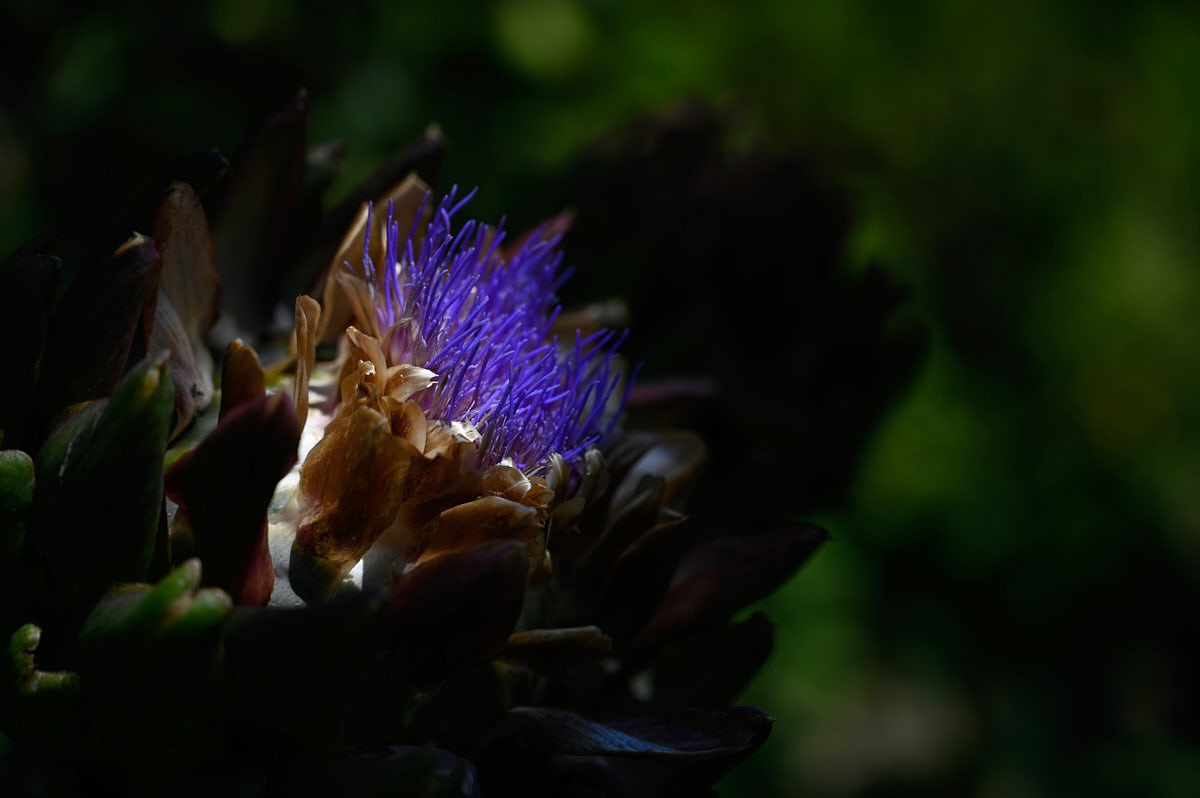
[358,186,631,473]
[282,181,635,600]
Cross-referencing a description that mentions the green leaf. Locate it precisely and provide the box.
[34,355,175,620]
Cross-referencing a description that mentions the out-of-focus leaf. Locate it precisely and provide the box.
[166,393,300,606]
[34,355,174,620]
[387,541,528,684]
[0,238,61,449]
[36,234,160,419]
[223,594,384,750]
[209,92,308,338]
[631,524,828,650]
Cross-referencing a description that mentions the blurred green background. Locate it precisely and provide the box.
[4,1,1200,795]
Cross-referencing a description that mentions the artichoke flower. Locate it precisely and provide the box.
[0,99,835,798]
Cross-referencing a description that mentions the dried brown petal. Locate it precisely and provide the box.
[333,272,381,342]
[345,325,388,379]
[318,174,431,344]
[383,398,427,452]
[382,363,436,403]
[293,295,321,428]
[482,464,534,503]
[418,495,543,574]
[294,405,411,592]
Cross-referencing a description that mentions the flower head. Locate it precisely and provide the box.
[352,187,631,473]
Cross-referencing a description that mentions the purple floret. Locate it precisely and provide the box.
[357,187,634,472]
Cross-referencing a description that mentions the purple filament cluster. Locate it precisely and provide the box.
[358,187,634,472]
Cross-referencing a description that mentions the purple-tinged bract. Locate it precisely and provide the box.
[359,187,633,472]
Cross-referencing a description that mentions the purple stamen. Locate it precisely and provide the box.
[354,188,634,473]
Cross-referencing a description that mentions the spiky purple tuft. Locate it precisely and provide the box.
[357,187,634,472]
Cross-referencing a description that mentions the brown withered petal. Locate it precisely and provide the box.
[165,393,301,605]
[417,495,545,578]
[631,523,829,650]
[219,339,267,419]
[293,295,321,428]
[498,626,612,672]
[294,405,411,584]
[318,174,432,345]
[345,325,388,384]
[387,540,528,682]
[334,271,382,341]
[362,433,484,578]
[481,464,536,504]
[383,398,427,451]
[383,363,437,404]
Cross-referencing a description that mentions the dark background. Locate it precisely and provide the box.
[4,1,1200,795]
